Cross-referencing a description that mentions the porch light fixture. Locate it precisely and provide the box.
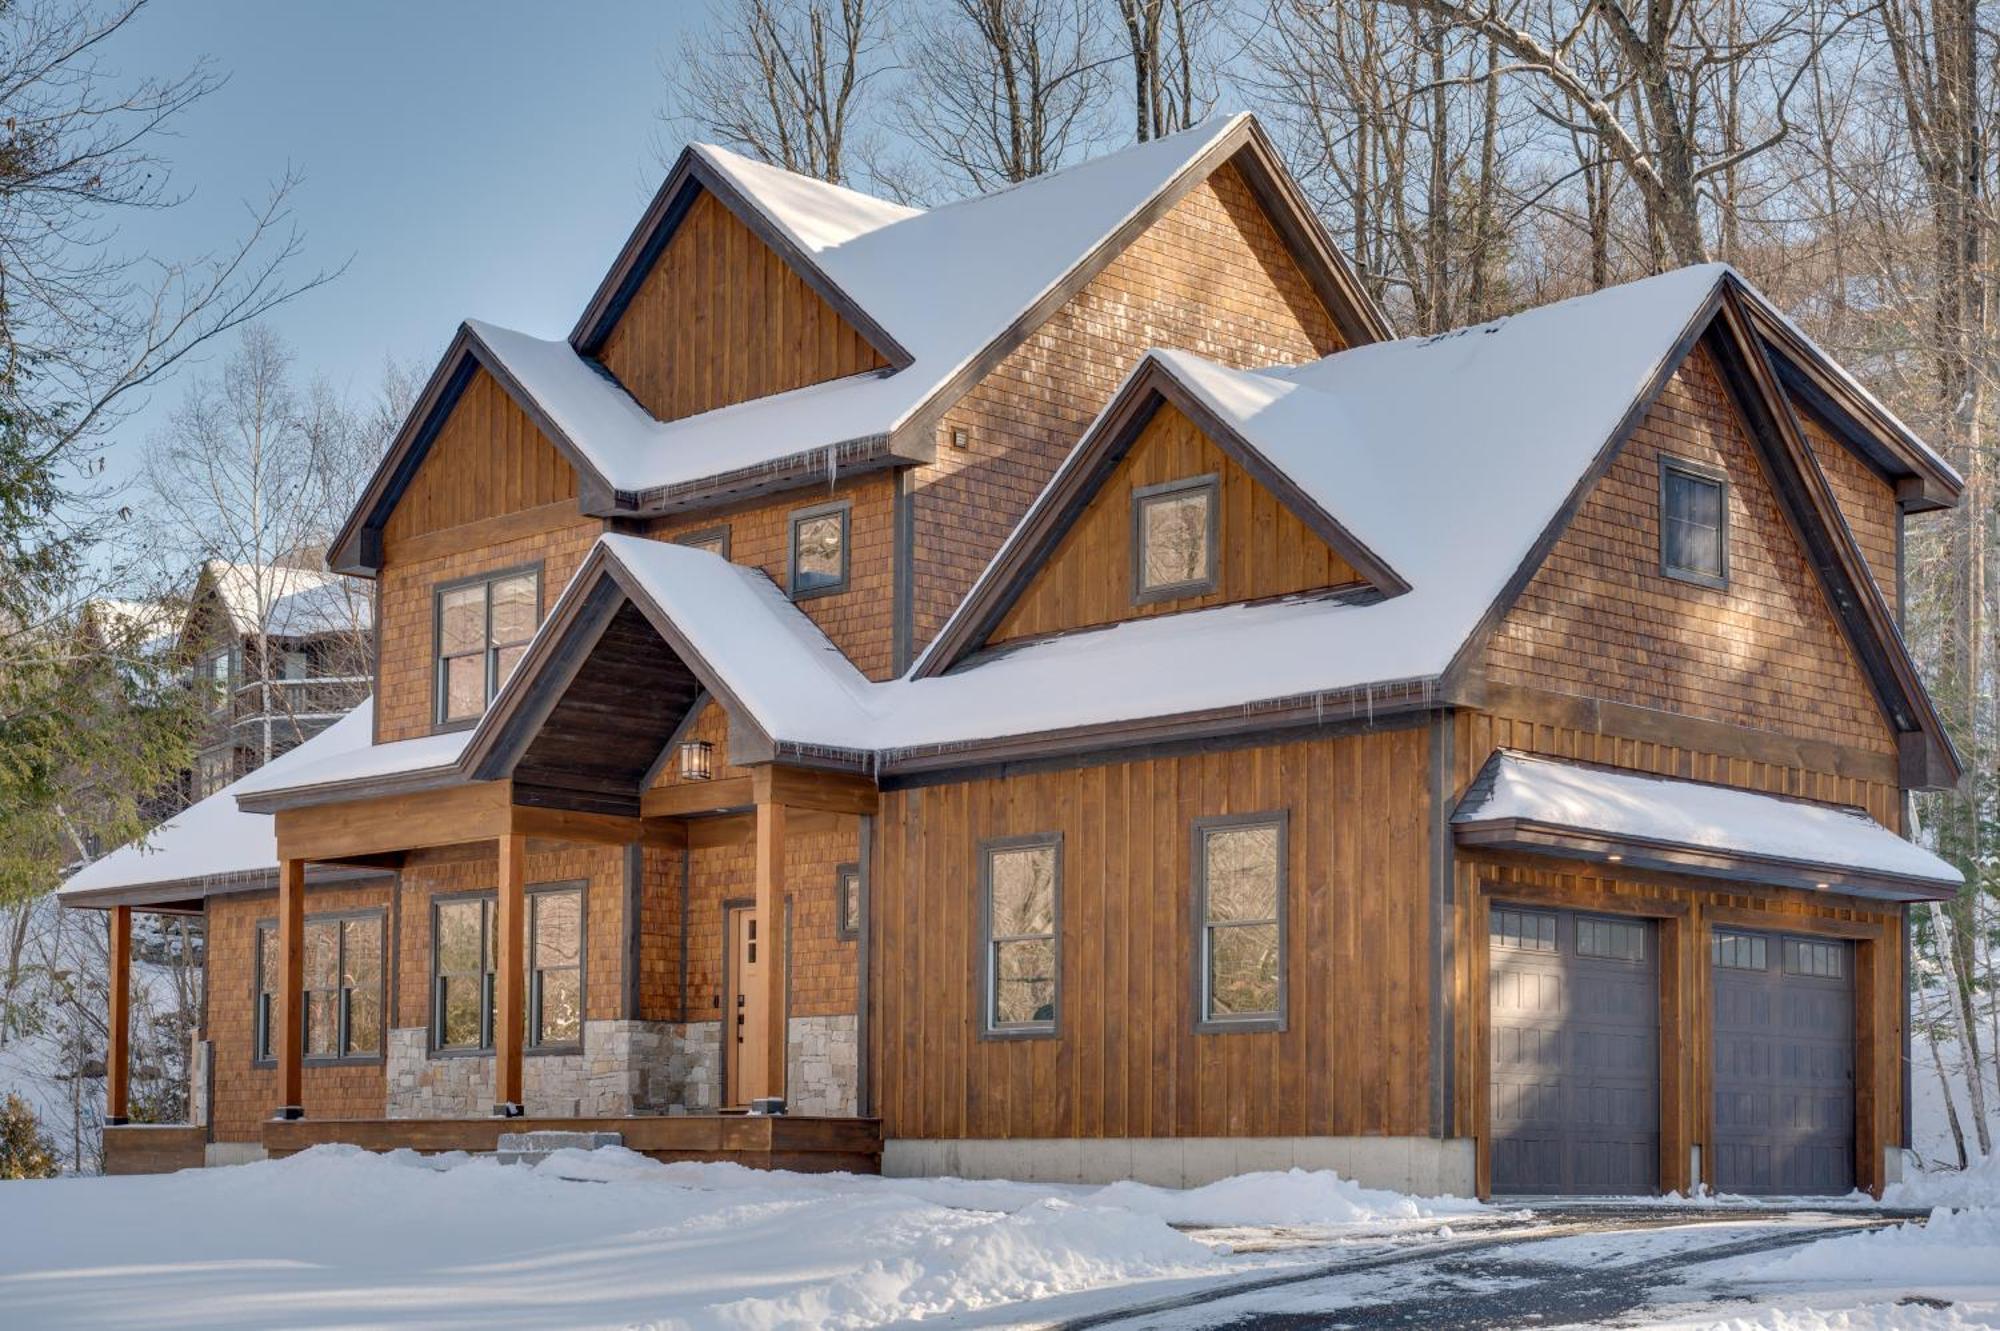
[677,740,715,782]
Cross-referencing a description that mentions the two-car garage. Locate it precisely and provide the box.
[1488,905,1857,1198]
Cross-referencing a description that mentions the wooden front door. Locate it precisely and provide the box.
[728,905,771,1106]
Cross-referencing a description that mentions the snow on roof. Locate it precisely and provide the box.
[1453,749,1962,890]
[917,262,1730,691]
[232,709,469,800]
[205,560,371,638]
[464,117,1250,498]
[58,702,380,906]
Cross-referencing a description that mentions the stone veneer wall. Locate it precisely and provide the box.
[386,1021,683,1119]
[786,1014,858,1117]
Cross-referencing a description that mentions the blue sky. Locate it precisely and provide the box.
[101,1,703,485]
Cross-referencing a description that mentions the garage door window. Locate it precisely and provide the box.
[1785,938,1845,978]
[1491,908,1557,951]
[1713,931,1768,971]
[1576,916,1647,961]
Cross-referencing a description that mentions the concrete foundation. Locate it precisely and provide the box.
[882,1135,1478,1194]
[203,1141,269,1167]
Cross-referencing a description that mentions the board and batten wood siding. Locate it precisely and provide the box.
[1790,398,1901,620]
[206,882,393,1145]
[870,726,1433,1141]
[382,367,578,545]
[989,400,1366,645]
[596,187,888,424]
[649,472,897,679]
[1479,341,1898,757]
[1447,703,1906,1195]
[910,160,1348,661]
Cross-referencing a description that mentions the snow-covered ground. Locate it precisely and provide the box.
[0,1146,1488,1330]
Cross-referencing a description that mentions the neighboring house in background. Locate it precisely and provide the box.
[180,561,372,799]
[60,114,1968,1200]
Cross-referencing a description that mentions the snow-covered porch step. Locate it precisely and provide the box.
[495,1130,624,1166]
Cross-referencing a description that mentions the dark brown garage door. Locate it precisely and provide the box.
[1489,907,1660,1195]
[1711,930,1855,1195]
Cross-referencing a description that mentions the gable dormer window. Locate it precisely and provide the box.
[434,566,541,728]
[1659,457,1727,589]
[1133,474,1219,603]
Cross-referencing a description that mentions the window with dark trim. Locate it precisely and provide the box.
[1133,474,1219,603]
[788,501,850,599]
[430,884,585,1053]
[1784,937,1845,978]
[1194,812,1287,1030]
[1491,907,1558,952]
[1713,931,1768,971]
[676,525,731,559]
[981,835,1060,1036]
[434,566,542,727]
[1659,457,1727,588]
[255,911,385,1064]
[836,863,861,941]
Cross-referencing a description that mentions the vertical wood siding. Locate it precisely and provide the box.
[990,401,1365,645]
[870,727,1433,1141]
[909,161,1348,660]
[1791,399,1901,619]
[597,188,887,423]
[1480,343,1898,756]
[381,367,578,544]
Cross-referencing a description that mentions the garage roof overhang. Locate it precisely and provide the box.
[1452,749,1963,904]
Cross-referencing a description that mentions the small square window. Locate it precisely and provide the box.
[836,864,861,941]
[676,526,730,558]
[1133,475,1218,603]
[789,503,849,599]
[1660,458,1727,587]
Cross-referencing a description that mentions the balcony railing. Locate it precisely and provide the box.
[227,676,370,726]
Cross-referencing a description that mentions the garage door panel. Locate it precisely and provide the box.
[1711,929,1854,1196]
[1490,907,1659,1196]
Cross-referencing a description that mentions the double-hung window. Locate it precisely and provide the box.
[981,836,1060,1036]
[1194,813,1287,1030]
[433,895,495,1051]
[530,888,583,1049]
[435,567,540,726]
[255,913,384,1063]
[1659,457,1727,588]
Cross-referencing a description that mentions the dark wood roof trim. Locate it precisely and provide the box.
[1453,817,1958,903]
[1742,298,1961,511]
[600,427,918,517]
[461,576,627,782]
[568,148,912,369]
[1706,287,1961,789]
[912,359,1409,680]
[234,762,468,815]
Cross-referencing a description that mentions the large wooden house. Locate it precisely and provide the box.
[63,114,1966,1198]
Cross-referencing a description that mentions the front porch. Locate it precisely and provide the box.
[260,1113,882,1173]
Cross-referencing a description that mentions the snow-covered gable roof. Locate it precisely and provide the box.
[203,560,371,639]
[1453,749,1961,900]
[59,702,384,909]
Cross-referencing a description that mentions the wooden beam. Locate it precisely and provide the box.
[105,905,131,1125]
[754,800,788,1104]
[510,804,685,848]
[686,807,851,850]
[276,782,511,862]
[752,765,878,815]
[275,859,305,1119]
[640,775,755,819]
[493,834,526,1115]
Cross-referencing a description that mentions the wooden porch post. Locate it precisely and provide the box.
[754,799,788,1107]
[493,832,527,1116]
[275,858,305,1119]
[106,905,131,1125]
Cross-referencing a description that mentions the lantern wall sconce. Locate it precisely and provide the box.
[677,739,715,782]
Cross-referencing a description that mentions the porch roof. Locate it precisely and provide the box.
[58,703,388,910]
[1452,749,1962,902]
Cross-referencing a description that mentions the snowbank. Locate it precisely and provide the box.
[0,1145,1488,1330]
[1885,1151,2000,1211]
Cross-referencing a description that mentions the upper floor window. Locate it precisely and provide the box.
[1133,474,1218,603]
[836,863,861,941]
[435,566,541,727]
[1660,457,1727,588]
[981,835,1060,1037]
[1194,812,1286,1030]
[676,526,731,558]
[789,501,849,599]
[255,912,384,1063]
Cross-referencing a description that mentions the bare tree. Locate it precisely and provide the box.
[897,0,1115,191]
[661,0,892,185]
[1113,0,1221,140]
